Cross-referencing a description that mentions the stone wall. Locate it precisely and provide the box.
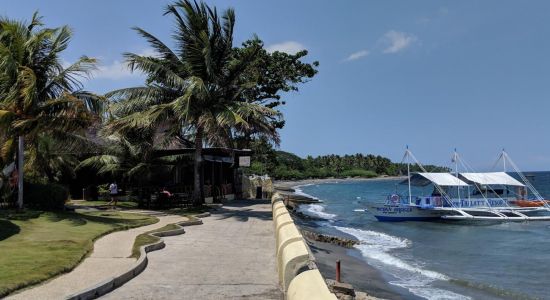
[242,175,274,199]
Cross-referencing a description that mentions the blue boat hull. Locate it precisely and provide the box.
[374,215,441,222]
[371,204,445,222]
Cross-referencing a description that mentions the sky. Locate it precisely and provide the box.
[2,0,550,170]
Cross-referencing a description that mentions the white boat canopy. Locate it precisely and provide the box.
[459,172,525,187]
[403,172,470,187]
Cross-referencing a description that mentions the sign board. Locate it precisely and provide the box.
[239,156,251,167]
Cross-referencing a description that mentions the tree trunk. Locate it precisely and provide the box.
[17,136,24,209]
[192,127,204,206]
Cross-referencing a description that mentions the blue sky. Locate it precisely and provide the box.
[2,1,550,170]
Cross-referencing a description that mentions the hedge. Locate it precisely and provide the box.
[23,182,69,210]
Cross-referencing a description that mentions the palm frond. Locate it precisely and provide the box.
[124,53,186,89]
[77,154,121,173]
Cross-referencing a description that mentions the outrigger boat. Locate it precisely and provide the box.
[370,148,550,222]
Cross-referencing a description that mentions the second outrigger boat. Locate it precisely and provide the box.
[370,148,550,222]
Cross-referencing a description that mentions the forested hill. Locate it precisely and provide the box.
[246,150,450,180]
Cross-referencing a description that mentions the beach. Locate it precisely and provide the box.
[275,176,406,191]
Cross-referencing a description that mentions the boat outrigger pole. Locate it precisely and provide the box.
[498,150,548,207]
[453,148,461,206]
[406,146,412,205]
[502,148,506,172]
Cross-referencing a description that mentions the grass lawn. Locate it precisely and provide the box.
[129,206,210,258]
[0,210,157,297]
[68,200,139,209]
[130,223,180,258]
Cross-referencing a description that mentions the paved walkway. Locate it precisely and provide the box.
[102,199,282,300]
[8,211,187,300]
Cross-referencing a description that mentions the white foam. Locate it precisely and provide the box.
[293,185,319,200]
[293,185,336,220]
[334,226,470,300]
[297,204,337,220]
[406,286,471,300]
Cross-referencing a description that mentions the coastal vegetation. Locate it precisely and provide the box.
[0,210,157,297]
[246,145,449,180]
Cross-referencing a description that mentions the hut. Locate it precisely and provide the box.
[153,147,252,203]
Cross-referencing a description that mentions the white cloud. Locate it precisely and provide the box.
[92,60,139,80]
[265,41,306,54]
[92,48,156,80]
[345,49,369,61]
[137,47,159,57]
[382,30,417,54]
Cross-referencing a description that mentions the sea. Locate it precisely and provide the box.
[294,172,550,300]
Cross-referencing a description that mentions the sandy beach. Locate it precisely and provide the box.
[275,176,406,191]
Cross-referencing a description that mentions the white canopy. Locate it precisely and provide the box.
[459,172,525,187]
[404,172,470,187]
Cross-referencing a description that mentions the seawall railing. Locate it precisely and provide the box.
[271,193,337,300]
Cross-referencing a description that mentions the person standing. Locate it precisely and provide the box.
[108,182,118,208]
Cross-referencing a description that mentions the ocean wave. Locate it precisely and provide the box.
[449,278,537,300]
[293,185,336,220]
[406,286,471,300]
[293,185,320,200]
[334,226,470,300]
[296,204,337,220]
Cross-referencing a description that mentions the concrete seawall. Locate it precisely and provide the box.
[271,193,337,300]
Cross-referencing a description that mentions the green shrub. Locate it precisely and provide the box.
[272,165,307,180]
[302,167,333,179]
[24,182,69,210]
[97,183,110,200]
[340,169,378,178]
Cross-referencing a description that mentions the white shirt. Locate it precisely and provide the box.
[109,183,118,194]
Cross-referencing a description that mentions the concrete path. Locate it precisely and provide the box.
[8,210,187,300]
[101,199,282,300]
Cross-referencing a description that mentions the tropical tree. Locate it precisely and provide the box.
[0,13,102,208]
[25,133,80,183]
[107,0,280,205]
[233,39,318,147]
[77,129,177,187]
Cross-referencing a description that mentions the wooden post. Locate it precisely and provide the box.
[336,260,341,282]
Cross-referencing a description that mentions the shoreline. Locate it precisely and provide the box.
[275,175,405,191]
[278,177,421,300]
[306,238,420,300]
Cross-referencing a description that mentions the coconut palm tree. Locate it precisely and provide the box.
[0,13,103,208]
[26,133,80,182]
[77,129,177,185]
[107,0,280,205]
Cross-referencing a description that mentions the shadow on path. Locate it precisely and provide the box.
[212,199,273,222]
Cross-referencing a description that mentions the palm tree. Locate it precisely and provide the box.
[26,133,80,182]
[0,13,102,208]
[77,130,177,186]
[107,0,280,205]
